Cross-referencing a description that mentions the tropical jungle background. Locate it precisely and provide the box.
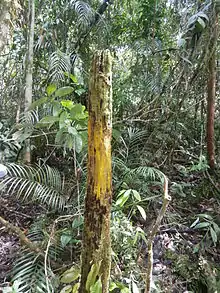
[0,0,220,292]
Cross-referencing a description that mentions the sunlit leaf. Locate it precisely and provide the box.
[64,72,78,83]
[46,84,57,96]
[109,282,118,291]
[86,262,101,291]
[61,267,80,283]
[60,285,72,293]
[115,189,131,207]
[61,100,74,109]
[72,283,80,293]
[132,189,141,201]
[90,277,102,293]
[136,205,146,220]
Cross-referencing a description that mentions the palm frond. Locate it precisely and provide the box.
[19,110,40,125]
[11,251,57,293]
[1,163,66,210]
[48,51,71,83]
[131,166,164,182]
[128,129,149,152]
[72,0,94,30]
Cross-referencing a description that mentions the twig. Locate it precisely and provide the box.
[145,175,171,293]
[0,215,43,255]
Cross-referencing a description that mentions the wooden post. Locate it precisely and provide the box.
[79,50,112,293]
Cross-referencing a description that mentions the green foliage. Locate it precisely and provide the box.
[191,213,220,248]
[0,121,20,162]
[9,225,62,293]
[0,163,66,210]
[190,155,209,172]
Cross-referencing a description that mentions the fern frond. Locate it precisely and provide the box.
[48,51,71,83]
[1,163,66,210]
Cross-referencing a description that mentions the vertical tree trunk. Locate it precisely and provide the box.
[79,50,112,293]
[206,7,218,170]
[24,0,35,163]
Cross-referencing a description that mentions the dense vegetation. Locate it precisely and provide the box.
[0,0,220,292]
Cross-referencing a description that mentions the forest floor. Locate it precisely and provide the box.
[0,196,42,287]
[0,171,220,292]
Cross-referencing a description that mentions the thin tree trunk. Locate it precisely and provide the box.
[206,7,218,170]
[79,50,112,293]
[24,0,35,163]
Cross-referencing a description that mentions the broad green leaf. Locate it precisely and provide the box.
[132,189,141,201]
[61,100,74,110]
[132,281,140,293]
[115,189,131,207]
[70,104,87,120]
[86,262,101,291]
[68,126,77,135]
[197,214,213,220]
[72,283,80,293]
[55,128,66,144]
[30,97,48,109]
[109,282,118,291]
[53,102,61,116]
[72,216,84,229]
[75,88,86,96]
[115,281,130,291]
[60,285,72,293]
[212,222,220,234]
[39,116,59,125]
[117,189,127,198]
[194,222,210,229]
[59,111,69,129]
[115,189,132,207]
[61,267,80,283]
[46,84,57,96]
[136,205,146,221]
[64,72,78,83]
[61,234,72,248]
[66,134,74,150]
[112,129,121,141]
[74,134,83,153]
[210,227,217,245]
[90,278,102,293]
[55,86,74,97]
